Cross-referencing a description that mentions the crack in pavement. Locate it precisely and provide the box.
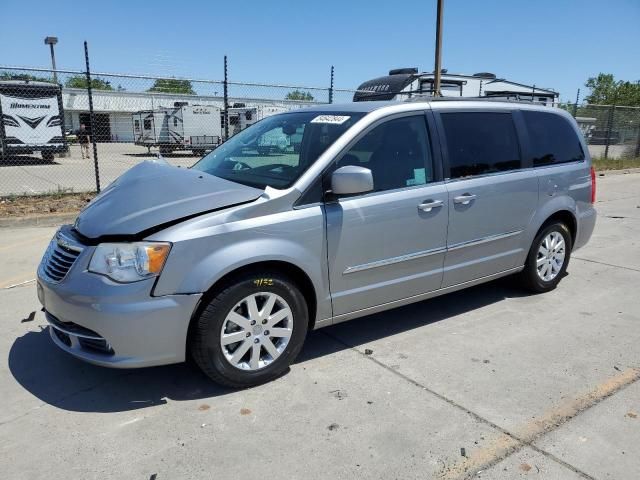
[574,256,640,273]
[321,330,640,480]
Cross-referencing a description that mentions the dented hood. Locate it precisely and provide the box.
[75,160,263,239]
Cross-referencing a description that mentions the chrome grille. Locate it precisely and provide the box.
[39,229,84,283]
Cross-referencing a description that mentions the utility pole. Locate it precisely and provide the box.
[433,0,444,96]
[44,36,58,84]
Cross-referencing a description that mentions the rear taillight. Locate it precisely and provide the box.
[590,166,596,203]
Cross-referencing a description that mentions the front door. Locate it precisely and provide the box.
[437,110,538,287]
[326,114,449,316]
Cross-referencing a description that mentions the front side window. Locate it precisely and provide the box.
[193,111,365,189]
[335,115,433,192]
[522,111,584,166]
[441,112,521,179]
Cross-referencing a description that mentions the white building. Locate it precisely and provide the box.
[354,69,559,105]
[61,88,312,142]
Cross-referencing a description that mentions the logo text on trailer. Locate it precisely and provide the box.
[10,103,51,109]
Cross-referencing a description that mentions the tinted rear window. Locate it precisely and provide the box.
[522,111,584,166]
[441,112,521,179]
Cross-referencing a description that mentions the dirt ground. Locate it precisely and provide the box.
[0,192,95,218]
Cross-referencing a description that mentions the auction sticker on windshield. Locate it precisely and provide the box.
[310,115,351,124]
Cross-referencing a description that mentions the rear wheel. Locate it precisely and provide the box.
[520,222,572,293]
[191,272,308,388]
[159,146,173,155]
[42,151,55,162]
[192,149,206,156]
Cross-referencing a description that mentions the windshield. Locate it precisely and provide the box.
[191,111,365,189]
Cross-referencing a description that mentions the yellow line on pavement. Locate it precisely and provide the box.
[438,367,640,479]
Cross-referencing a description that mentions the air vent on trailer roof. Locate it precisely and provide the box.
[388,68,418,76]
[472,72,497,79]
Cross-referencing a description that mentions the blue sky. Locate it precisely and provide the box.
[1,0,639,102]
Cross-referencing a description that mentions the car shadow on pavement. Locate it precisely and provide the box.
[309,276,531,355]
[0,156,60,166]
[8,277,527,414]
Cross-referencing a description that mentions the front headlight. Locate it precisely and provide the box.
[88,242,171,283]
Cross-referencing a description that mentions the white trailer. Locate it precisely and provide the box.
[133,103,222,155]
[225,105,290,139]
[0,81,67,162]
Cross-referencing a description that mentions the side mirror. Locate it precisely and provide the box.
[331,165,374,195]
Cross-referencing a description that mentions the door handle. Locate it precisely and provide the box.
[417,199,444,212]
[453,193,477,205]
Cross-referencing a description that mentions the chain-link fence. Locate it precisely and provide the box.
[566,104,640,162]
[0,49,359,197]
[1,49,638,197]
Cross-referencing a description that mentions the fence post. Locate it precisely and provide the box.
[328,65,334,104]
[84,41,101,193]
[604,100,616,160]
[635,119,640,158]
[573,88,580,117]
[223,55,229,141]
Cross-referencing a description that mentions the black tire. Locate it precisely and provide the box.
[191,271,308,388]
[520,221,572,293]
[192,149,206,157]
[42,151,55,162]
[159,146,172,155]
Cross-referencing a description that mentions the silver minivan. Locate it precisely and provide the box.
[37,100,597,387]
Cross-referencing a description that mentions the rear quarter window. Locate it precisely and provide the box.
[440,112,521,179]
[522,111,584,166]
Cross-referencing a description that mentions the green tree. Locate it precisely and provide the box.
[0,72,54,83]
[147,79,195,95]
[285,89,314,101]
[585,73,640,106]
[65,75,114,90]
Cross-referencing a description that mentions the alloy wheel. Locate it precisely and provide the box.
[536,231,566,282]
[219,292,294,371]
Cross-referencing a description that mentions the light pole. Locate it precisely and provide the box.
[44,36,58,84]
[433,0,444,96]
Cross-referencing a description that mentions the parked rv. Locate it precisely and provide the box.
[133,103,222,155]
[354,68,558,105]
[225,105,291,140]
[0,81,67,162]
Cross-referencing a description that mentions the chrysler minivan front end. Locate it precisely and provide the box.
[36,108,367,371]
[37,225,202,367]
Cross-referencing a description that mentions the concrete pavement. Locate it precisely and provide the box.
[0,173,639,479]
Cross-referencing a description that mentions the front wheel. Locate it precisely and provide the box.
[520,222,572,293]
[190,272,308,387]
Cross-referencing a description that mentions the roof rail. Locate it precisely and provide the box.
[403,95,550,105]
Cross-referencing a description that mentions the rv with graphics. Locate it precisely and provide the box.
[354,68,558,105]
[133,103,222,156]
[0,81,67,162]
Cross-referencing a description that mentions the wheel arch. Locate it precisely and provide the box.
[185,260,318,359]
[538,209,577,248]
